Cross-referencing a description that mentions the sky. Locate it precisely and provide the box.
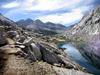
[0,0,100,26]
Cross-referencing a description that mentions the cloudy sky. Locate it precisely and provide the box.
[0,0,100,26]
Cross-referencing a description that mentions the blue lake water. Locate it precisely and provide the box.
[61,43,100,75]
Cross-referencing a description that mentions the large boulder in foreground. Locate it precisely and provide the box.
[38,44,60,64]
[30,43,42,61]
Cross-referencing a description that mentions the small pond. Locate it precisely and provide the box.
[61,43,100,75]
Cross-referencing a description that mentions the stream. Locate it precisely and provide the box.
[60,43,100,75]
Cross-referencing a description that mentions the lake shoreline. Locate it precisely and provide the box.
[59,43,100,75]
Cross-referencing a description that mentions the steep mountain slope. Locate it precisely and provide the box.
[67,6,100,69]
[16,19,66,33]
[69,6,100,36]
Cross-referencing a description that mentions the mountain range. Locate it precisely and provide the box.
[16,18,67,33]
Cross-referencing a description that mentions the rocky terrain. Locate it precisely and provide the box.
[65,6,100,69]
[0,13,93,75]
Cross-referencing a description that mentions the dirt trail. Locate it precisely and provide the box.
[4,55,33,75]
[1,38,57,75]
[0,38,33,75]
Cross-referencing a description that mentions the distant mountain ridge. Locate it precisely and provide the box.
[16,18,67,33]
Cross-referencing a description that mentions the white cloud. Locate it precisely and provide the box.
[25,0,84,11]
[23,0,36,9]
[2,0,95,25]
[25,0,62,11]
[2,2,19,8]
[72,5,94,13]
[37,10,83,25]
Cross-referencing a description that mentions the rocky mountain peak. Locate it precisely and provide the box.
[69,6,100,36]
[34,19,44,25]
[35,19,43,23]
[46,22,55,25]
[93,5,100,13]
[25,18,33,22]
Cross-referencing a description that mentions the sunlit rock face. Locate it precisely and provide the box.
[68,6,100,69]
[64,6,100,69]
[69,6,100,36]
